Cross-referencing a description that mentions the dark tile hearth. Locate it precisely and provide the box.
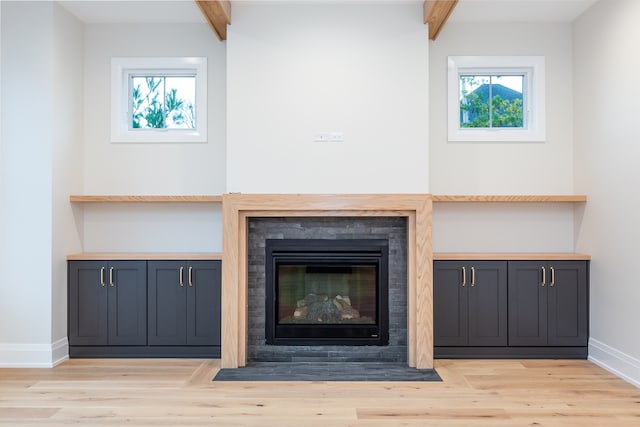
[213,362,441,382]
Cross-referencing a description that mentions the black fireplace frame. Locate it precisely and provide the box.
[265,239,389,346]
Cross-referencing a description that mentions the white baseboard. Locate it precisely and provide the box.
[51,337,70,366]
[0,337,69,368]
[589,338,640,388]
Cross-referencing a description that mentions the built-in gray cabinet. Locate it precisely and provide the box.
[148,260,221,347]
[434,261,508,347]
[434,259,589,359]
[68,259,221,358]
[508,261,589,347]
[68,260,147,346]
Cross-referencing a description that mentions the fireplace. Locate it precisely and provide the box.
[265,239,389,346]
[221,194,433,369]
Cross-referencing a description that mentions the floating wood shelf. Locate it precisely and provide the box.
[70,194,586,204]
[69,195,222,203]
[434,253,591,261]
[432,195,587,203]
[67,252,222,261]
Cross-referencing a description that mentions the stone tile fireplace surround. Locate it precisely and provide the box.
[221,194,433,369]
[248,217,406,362]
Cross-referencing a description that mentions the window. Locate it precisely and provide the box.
[111,57,207,143]
[448,56,545,142]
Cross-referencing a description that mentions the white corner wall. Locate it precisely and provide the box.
[51,1,85,364]
[0,1,55,366]
[573,0,640,387]
[227,2,429,194]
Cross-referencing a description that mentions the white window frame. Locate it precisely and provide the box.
[447,56,546,142]
[111,57,207,143]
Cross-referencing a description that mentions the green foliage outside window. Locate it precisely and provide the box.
[459,76,524,129]
[131,76,195,130]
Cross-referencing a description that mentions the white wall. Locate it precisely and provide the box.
[81,203,221,253]
[227,2,429,194]
[430,22,574,195]
[0,0,3,286]
[0,1,55,366]
[573,0,640,387]
[83,23,226,196]
[51,2,84,362]
[430,22,577,253]
[433,203,576,253]
[81,23,226,252]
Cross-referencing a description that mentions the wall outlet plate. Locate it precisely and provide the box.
[314,132,344,142]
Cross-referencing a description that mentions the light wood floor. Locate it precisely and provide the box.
[0,358,638,426]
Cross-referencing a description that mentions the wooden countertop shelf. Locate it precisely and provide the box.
[432,195,587,203]
[67,252,222,261]
[434,253,591,261]
[70,194,586,204]
[69,195,222,203]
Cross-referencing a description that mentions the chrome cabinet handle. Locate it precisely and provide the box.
[461,266,466,287]
[471,266,476,287]
[188,266,193,287]
[100,267,105,287]
[541,266,546,287]
[109,267,114,287]
[179,266,184,287]
[550,266,555,287]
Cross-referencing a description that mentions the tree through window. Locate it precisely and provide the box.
[130,75,196,130]
[459,75,524,129]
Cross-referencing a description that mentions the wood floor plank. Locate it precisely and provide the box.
[0,359,638,426]
[0,408,60,419]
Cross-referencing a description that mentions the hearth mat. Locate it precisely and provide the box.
[213,362,441,382]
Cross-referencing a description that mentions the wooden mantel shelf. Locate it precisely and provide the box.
[432,195,587,203]
[69,195,222,203]
[70,194,586,204]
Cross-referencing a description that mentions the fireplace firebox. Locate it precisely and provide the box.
[265,239,389,346]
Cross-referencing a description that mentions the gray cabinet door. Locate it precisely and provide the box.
[508,261,548,346]
[547,261,588,346]
[186,261,221,346]
[148,261,187,345]
[68,261,108,345]
[434,261,468,346]
[107,261,147,345]
[468,261,508,346]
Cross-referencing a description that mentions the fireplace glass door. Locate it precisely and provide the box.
[265,239,389,346]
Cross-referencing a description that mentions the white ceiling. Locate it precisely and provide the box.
[449,0,598,23]
[57,0,599,25]
[57,1,207,24]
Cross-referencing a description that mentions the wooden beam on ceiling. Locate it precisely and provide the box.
[424,0,458,40]
[196,0,231,41]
